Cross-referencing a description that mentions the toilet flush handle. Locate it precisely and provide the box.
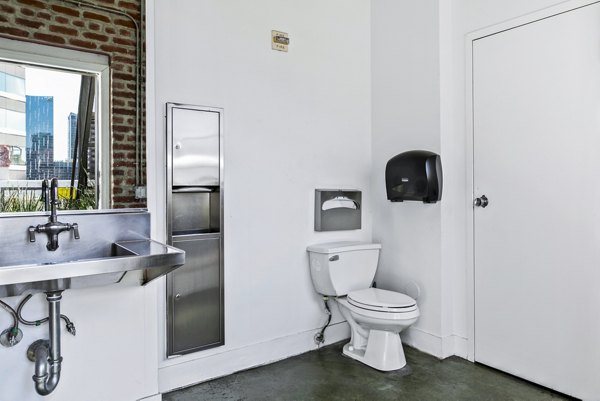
[329,255,339,262]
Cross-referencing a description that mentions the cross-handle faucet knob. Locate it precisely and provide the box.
[28,226,37,242]
[70,223,80,240]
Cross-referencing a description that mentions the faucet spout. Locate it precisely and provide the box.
[49,178,58,223]
[27,178,80,251]
[41,179,50,212]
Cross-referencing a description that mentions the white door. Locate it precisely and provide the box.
[473,4,600,400]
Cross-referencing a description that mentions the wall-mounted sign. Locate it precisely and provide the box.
[272,30,289,52]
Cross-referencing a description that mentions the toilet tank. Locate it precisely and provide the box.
[306,242,381,296]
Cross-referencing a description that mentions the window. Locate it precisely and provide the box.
[0,39,109,212]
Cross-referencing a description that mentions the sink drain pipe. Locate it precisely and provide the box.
[27,291,63,396]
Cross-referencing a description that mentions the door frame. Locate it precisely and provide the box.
[464,0,600,362]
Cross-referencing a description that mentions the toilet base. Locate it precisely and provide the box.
[342,329,407,371]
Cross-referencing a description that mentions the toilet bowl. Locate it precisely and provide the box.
[336,288,419,371]
[306,242,419,372]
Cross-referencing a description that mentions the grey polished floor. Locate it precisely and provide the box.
[164,342,573,401]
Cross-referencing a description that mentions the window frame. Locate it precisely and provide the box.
[0,37,111,209]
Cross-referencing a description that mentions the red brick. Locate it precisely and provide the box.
[113,37,136,47]
[88,22,101,31]
[54,15,69,24]
[100,44,130,54]
[118,1,139,12]
[0,4,16,13]
[68,38,97,49]
[0,26,29,37]
[113,143,135,151]
[114,161,136,168]
[112,55,135,64]
[112,91,135,100]
[37,11,51,20]
[15,17,44,29]
[0,15,8,23]
[82,31,108,42]
[118,28,133,37]
[112,196,135,203]
[113,71,135,80]
[114,18,135,28]
[49,25,78,36]
[113,124,135,133]
[16,0,45,9]
[50,4,80,17]
[20,8,34,16]
[33,32,65,44]
[105,26,116,35]
[72,19,84,27]
[82,11,110,23]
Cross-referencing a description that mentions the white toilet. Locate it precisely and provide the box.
[307,241,419,371]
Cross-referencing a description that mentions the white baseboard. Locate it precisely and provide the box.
[402,327,468,360]
[137,394,162,401]
[448,335,469,359]
[158,322,350,394]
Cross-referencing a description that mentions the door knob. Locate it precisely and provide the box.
[474,195,489,208]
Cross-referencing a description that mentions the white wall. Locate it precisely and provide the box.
[2,2,583,399]
[371,0,575,359]
[0,274,159,401]
[151,0,373,391]
[444,0,576,358]
[371,0,444,354]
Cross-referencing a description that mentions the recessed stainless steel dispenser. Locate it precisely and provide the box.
[166,103,224,357]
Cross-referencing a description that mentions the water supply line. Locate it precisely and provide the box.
[0,299,22,347]
[27,291,64,396]
[17,294,76,336]
[314,296,332,345]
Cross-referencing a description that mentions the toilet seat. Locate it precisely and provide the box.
[347,288,417,313]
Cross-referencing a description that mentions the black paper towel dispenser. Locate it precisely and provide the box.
[385,150,442,203]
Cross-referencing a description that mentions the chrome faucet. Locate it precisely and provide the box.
[41,179,50,211]
[28,178,80,251]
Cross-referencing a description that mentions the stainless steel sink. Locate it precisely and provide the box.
[0,210,185,297]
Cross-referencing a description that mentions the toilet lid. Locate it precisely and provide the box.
[347,288,416,311]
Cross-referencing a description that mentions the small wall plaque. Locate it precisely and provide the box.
[272,30,289,52]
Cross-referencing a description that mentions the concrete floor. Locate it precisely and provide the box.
[164,342,573,401]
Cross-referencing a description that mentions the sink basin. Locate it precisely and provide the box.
[0,210,185,297]
[0,239,184,297]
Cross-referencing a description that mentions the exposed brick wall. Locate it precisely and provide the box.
[0,0,146,208]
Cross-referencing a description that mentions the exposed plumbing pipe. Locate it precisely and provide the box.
[59,0,143,188]
[27,292,63,396]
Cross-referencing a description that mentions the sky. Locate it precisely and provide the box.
[25,66,81,161]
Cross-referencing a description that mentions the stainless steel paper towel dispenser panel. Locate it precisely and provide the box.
[314,189,361,231]
[171,187,220,235]
[168,233,222,356]
[170,105,220,187]
[166,103,224,357]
